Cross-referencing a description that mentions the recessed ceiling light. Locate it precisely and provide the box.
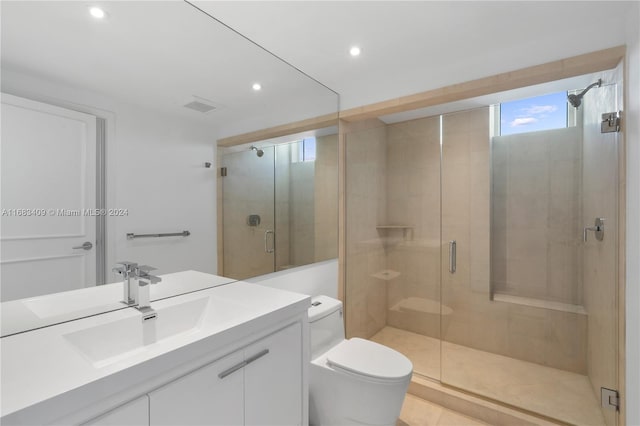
[252,83,262,91]
[89,6,106,19]
[349,46,361,57]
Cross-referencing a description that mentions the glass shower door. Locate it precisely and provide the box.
[343,117,443,381]
[382,117,442,380]
[221,147,275,280]
[440,79,621,425]
[580,79,620,426]
[439,106,494,388]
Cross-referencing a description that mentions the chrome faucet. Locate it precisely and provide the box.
[112,261,138,305]
[112,262,162,314]
[132,265,162,312]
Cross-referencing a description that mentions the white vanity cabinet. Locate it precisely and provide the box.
[82,396,149,426]
[149,322,303,426]
[244,322,302,425]
[149,350,245,425]
[1,277,309,426]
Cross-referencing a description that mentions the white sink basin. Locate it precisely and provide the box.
[63,294,242,368]
[23,288,121,319]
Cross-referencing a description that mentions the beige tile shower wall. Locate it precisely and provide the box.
[221,150,275,279]
[314,134,339,262]
[582,80,619,426]
[441,108,587,375]
[441,107,493,353]
[492,127,583,305]
[442,108,492,297]
[385,117,442,338]
[289,160,315,266]
[275,144,291,271]
[345,122,388,339]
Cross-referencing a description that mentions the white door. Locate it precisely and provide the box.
[1,93,97,301]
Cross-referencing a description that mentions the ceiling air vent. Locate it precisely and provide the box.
[183,100,217,113]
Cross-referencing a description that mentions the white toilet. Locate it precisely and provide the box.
[308,295,413,426]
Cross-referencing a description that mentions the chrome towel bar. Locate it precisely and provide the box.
[126,230,190,240]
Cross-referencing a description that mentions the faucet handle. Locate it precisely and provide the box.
[137,272,162,285]
[112,265,131,275]
[114,261,138,271]
[134,265,162,285]
[113,261,137,276]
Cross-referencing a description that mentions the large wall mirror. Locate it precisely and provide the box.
[219,129,338,280]
[0,1,339,335]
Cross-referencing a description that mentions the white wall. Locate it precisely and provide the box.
[1,69,218,280]
[108,104,217,276]
[625,3,640,424]
[246,258,338,298]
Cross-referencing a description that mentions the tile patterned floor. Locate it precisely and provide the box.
[373,327,605,426]
[397,394,489,426]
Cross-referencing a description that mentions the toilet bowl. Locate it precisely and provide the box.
[308,296,413,426]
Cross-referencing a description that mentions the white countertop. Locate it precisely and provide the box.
[1,272,310,424]
[1,270,236,336]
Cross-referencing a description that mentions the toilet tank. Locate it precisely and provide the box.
[308,295,345,360]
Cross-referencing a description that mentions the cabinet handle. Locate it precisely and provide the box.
[245,349,269,365]
[217,350,269,379]
[218,361,248,379]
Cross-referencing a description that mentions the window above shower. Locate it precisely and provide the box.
[291,137,317,163]
[498,91,573,136]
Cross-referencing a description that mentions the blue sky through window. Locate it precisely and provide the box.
[302,137,316,161]
[500,92,568,136]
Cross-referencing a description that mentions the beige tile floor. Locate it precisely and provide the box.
[397,394,489,426]
[372,327,605,426]
[372,327,441,380]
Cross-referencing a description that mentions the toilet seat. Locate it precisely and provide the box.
[326,338,412,382]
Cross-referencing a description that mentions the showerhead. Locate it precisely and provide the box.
[250,145,264,157]
[567,79,602,108]
[567,93,582,108]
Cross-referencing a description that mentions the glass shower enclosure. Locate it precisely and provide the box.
[221,136,338,280]
[345,70,621,425]
[221,146,276,279]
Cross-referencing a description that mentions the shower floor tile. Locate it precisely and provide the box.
[371,326,441,380]
[371,326,605,426]
[397,394,489,426]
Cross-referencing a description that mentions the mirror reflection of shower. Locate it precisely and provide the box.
[250,145,264,157]
[567,78,602,108]
[221,134,339,281]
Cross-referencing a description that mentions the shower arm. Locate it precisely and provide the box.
[576,79,602,98]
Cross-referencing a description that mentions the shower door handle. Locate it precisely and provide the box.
[583,217,605,242]
[264,230,275,253]
[449,240,456,274]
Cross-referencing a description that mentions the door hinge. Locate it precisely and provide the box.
[601,387,620,411]
[601,111,621,133]
[220,167,227,177]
